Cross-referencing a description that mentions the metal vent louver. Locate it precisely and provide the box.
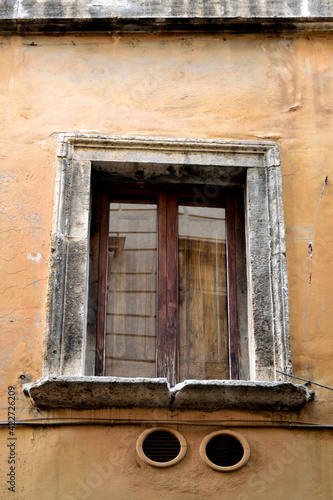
[206,434,244,466]
[200,431,250,472]
[136,428,187,468]
[143,430,181,462]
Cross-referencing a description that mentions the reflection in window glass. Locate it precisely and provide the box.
[105,202,157,377]
[178,205,228,381]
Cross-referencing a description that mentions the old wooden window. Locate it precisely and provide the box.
[93,184,245,386]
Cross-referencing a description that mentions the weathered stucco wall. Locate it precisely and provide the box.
[1,32,333,498]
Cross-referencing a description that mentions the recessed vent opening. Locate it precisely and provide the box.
[143,430,181,462]
[200,431,250,472]
[136,428,187,468]
[206,434,244,466]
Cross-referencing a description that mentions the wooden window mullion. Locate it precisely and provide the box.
[95,191,110,376]
[157,192,179,386]
[157,192,168,381]
[166,193,179,386]
[226,196,239,379]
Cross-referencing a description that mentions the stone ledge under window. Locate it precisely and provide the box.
[2,1,333,35]
[23,377,314,412]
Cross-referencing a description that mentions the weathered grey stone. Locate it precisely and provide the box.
[0,0,304,20]
[43,159,91,376]
[67,160,91,239]
[266,167,292,379]
[61,239,89,375]
[246,167,275,380]
[1,0,333,35]
[24,377,171,409]
[43,235,67,375]
[171,380,315,412]
[23,377,315,411]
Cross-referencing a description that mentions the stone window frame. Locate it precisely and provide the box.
[23,134,315,412]
[44,133,292,379]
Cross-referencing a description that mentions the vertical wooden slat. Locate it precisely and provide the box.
[157,192,179,385]
[234,192,249,379]
[226,196,239,379]
[95,191,110,376]
[86,185,102,375]
[166,193,179,386]
[157,192,168,380]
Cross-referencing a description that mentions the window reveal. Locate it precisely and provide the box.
[95,186,244,385]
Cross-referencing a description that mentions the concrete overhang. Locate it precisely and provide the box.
[23,377,315,412]
[1,0,333,34]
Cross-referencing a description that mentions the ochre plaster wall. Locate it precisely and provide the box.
[0,33,333,499]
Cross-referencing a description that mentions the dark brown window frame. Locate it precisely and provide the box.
[93,183,245,385]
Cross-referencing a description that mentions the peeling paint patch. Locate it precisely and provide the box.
[27,253,42,262]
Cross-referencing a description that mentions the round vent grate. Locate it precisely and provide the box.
[143,430,181,462]
[136,428,187,468]
[206,434,244,466]
[200,431,250,472]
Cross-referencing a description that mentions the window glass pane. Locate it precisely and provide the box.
[178,205,229,381]
[105,201,157,377]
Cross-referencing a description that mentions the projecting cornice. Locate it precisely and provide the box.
[1,0,333,34]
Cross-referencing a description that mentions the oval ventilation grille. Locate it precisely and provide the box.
[143,430,181,462]
[206,434,244,467]
[200,431,250,472]
[136,428,187,468]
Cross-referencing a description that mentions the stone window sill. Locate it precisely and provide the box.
[23,377,314,412]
